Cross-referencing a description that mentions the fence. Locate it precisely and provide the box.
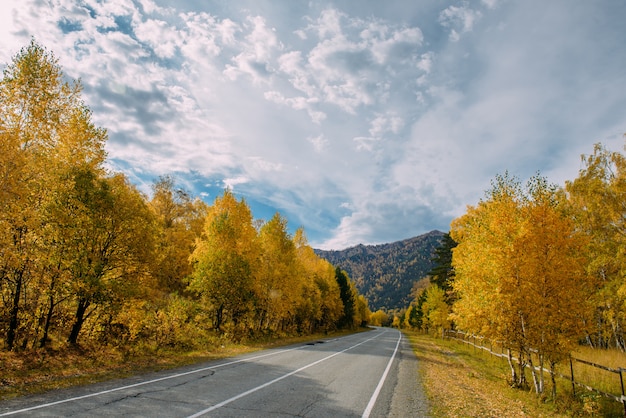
[443,329,626,415]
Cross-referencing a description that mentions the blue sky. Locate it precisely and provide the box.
[2,0,625,249]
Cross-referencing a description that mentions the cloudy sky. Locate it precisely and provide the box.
[2,1,625,249]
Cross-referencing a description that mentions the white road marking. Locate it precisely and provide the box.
[0,346,302,417]
[186,330,387,418]
[362,330,402,418]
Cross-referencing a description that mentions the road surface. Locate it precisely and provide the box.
[0,327,429,417]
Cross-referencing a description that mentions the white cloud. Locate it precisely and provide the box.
[223,15,282,83]
[134,18,180,59]
[314,8,344,39]
[417,52,434,73]
[274,8,424,116]
[369,26,423,64]
[2,0,625,250]
[481,0,499,9]
[308,134,329,152]
[353,136,377,152]
[178,12,225,58]
[223,176,249,189]
[439,2,482,41]
[263,90,326,123]
[369,113,403,137]
[137,0,171,15]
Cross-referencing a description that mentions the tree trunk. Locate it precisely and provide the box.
[528,352,541,394]
[550,360,557,399]
[516,347,528,389]
[539,353,545,394]
[612,321,625,352]
[6,270,24,351]
[507,348,518,385]
[68,298,90,345]
[213,303,224,331]
[39,293,56,348]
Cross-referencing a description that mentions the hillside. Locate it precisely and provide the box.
[315,230,444,311]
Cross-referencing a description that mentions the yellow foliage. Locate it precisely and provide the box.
[421,285,450,336]
[451,173,593,392]
[0,40,373,352]
[566,142,626,350]
[369,310,389,326]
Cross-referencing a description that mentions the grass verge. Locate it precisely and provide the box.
[406,331,581,417]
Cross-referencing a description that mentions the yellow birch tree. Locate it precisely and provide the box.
[255,213,300,333]
[451,173,591,393]
[0,40,107,349]
[566,143,626,351]
[292,228,343,333]
[189,190,259,335]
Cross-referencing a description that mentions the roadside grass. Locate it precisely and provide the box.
[0,330,358,401]
[405,331,626,417]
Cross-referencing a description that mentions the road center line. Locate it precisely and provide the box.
[0,345,303,417]
[186,330,387,418]
[361,330,402,418]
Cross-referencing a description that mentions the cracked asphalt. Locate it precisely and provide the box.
[0,328,429,417]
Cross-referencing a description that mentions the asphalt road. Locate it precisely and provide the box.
[0,327,429,417]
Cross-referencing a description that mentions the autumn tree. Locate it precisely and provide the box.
[149,176,208,294]
[292,228,343,333]
[566,143,626,351]
[420,285,450,337]
[254,213,300,333]
[368,310,390,327]
[189,190,259,334]
[0,40,107,349]
[0,40,362,351]
[451,173,591,393]
[517,176,591,395]
[48,169,155,345]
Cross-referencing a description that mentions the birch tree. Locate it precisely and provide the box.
[451,173,591,393]
[149,176,207,294]
[292,228,343,333]
[566,143,626,351]
[255,213,300,333]
[0,40,106,349]
[189,190,259,334]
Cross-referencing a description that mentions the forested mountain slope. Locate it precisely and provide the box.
[315,230,444,311]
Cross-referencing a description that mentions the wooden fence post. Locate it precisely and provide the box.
[619,368,626,417]
[569,356,576,397]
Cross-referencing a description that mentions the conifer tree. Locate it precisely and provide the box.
[428,232,457,303]
[335,268,356,329]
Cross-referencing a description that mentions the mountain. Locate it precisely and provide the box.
[315,230,445,311]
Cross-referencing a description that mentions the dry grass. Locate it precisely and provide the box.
[574,345,626,369]
[0,343,227,400]
[406,331,571,417]
[570,346,626,398]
